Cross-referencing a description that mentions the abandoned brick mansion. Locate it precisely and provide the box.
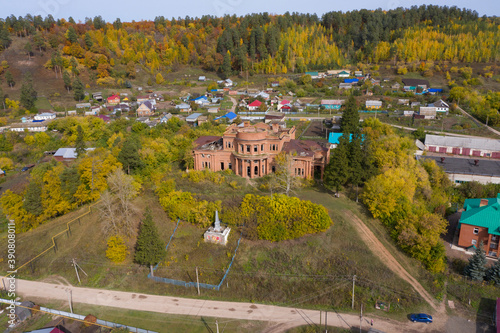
[192,122,330,179]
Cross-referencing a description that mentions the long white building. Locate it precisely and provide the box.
[424,134,500,158]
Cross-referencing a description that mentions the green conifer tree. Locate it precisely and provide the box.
[75,125,86,157]
[118,136,144,174]
[324,136,349,196]
[486,258,500,284]
[73,78,84,101]
[20,73,37,110]
[464,241,487,281]
[134,209,166,276]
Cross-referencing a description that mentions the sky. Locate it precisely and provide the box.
[1,0,498,22]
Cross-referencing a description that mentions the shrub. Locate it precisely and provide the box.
[106,236,129,263]
[240,194,332,241]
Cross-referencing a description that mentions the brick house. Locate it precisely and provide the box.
[458,194,500,257]
[192,122,330,179]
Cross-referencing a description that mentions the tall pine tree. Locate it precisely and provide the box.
[324,136,349,196]
[135,209,166,276]
[73,78,84,101]
[464,241,487,281]
[20,73,37,110]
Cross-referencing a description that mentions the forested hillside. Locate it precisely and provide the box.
[0,5,498,84]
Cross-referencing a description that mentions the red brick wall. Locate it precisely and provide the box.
[458,224,489,250]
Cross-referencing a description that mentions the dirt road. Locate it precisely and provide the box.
[344,211,440,312]
[5,276,441,333]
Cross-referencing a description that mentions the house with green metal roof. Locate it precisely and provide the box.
[458,194,500,257]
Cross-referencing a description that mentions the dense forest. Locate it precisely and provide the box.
[0,5,498,82]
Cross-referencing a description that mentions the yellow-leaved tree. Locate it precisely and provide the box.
[74,148,122,203]
[106,236,129,263]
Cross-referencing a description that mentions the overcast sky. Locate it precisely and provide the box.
[2,0,498,22]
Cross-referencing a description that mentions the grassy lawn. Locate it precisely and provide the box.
[1,175,430,319]
[220,100,233,111]
[34,96,53,110]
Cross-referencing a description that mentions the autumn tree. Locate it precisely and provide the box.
[5,70,14,88]
[100,168,140,236]
[106,236,128,263]
[155,73,164,85]
[24,41,32,60]
[134,209,166,276]
[271,152,300,196]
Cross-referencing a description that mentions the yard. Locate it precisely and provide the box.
[0,177,431,319]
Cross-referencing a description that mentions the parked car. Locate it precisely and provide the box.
[410,313,432,323]
[21,164,35,172]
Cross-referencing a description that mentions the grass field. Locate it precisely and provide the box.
[0,173,431,320]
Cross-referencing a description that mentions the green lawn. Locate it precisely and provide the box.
[1,178,429,317]
[34,96,53,110]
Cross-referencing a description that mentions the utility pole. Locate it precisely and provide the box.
[352,275,356,309]
[325,311,327,333]
[72,258,81,284]
[72,258,88,284]
[196,267,200,296]
[359,304,363,333]
[66,289,73,313]
[215,319,219,333]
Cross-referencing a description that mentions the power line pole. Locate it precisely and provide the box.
[66,289,73,313]
[72,258,81,284]
[352,275,356,309]
[325,311,328,333]
[359,304,363,333]
[196,267,200,296]
[215,319,219,333]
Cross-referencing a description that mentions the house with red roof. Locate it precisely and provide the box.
[107,94,120,105]
[278,99,291,111]
[247,100,262,111]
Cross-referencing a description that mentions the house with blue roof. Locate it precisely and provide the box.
[458,194,500,257]
[344,78,359,84]
[328,133,364,148]
[215,112,238,123]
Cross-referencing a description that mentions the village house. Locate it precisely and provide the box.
[34,112,56,121]
[107,94,120,105]
[9,119,53,132]
[339,83,352,89]
[321,99,344,110]
[428,99,450,114]
[247,100,262,111]
[53,147,95,161]
[175,103,192,112]
[192,122,330,179]
[418,106,437,119]
[365,100,382,110]
[137,101,155,117]
[458,193,500,257]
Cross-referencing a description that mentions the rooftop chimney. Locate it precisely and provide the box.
[474,159,479,166]
[440,157,445,163]
[480,199,489,207]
